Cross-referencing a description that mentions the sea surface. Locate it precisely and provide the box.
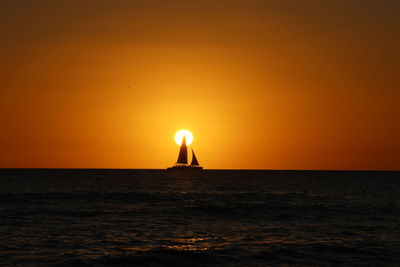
[0,169,399,266]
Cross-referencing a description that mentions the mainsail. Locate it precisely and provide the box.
[191,148,200,166]
[176,135,188,164]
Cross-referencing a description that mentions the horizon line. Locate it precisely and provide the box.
[0,168,398,172]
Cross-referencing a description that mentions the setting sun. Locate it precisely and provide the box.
[175,130,193,146]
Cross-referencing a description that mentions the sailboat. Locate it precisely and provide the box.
[167,135,203,171]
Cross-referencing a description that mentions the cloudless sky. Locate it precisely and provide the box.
[1,0,399,170]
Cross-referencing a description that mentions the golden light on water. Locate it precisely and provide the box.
[175,130,193,146]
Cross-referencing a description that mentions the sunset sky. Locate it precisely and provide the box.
[1,0,399,170]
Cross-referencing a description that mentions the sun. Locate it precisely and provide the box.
[175,130,193,146]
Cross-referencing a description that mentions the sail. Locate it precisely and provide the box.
[176,135,188,164]
[191,148,200,166]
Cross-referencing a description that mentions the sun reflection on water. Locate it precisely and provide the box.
[164,237,221,251]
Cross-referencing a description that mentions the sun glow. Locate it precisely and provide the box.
[175,130,193,146]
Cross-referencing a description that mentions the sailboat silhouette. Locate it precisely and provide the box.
[167,135,203,171]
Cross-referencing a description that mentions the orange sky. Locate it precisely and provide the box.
[1,0,399,170]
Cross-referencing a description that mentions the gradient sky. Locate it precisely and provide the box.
[1,0,399,170]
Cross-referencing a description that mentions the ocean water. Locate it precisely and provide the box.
[0,169,399,266]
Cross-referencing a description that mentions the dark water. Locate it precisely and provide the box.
[0,169,399,266]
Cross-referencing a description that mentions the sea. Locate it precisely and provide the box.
[0,169,399,266]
